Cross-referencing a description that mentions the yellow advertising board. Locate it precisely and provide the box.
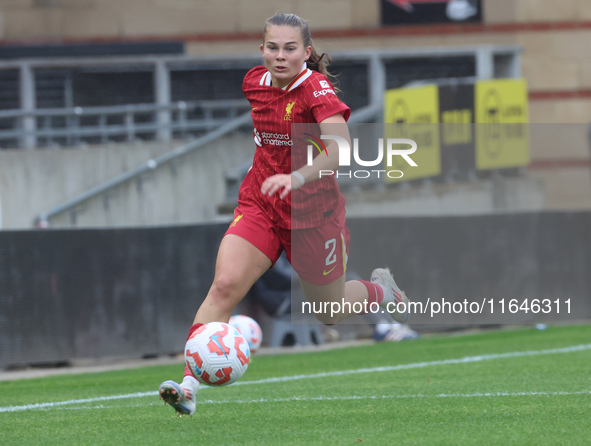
[383,85,441,183]
[475,79,529,170]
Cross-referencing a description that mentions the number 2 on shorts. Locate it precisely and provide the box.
[325,238,337,266]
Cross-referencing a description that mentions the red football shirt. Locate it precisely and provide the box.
[240,65,351,230]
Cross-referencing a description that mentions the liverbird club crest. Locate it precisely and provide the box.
[284,102,296,121]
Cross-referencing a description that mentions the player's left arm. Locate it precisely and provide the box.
[261,112,351,199]
[294,113,350,185]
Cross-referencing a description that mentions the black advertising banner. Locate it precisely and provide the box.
[438,83,476,180]
[381,0,482,26]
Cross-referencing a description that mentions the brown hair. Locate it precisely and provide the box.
[263,13,340,89]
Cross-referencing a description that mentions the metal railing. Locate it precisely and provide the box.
[30,44,523,226]
[36,111,253,227]
[4,45,521,149]
[0,99,250,148]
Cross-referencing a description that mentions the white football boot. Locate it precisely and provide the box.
[159,376,199,417]
[370,267,411,323]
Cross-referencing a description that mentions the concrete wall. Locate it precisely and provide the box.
[2,129,590,229]
[0,0,378,39]
[0,134,255,229]
[0,0,589,227]
[0,0,589,40]
[3,122,591,229]
[343,176,547,218]
[183,28,591,125]
[2,211,590,367]
[485,0,591,23]
[0,0,589,124]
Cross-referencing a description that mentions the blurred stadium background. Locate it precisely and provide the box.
[1,0,591,370]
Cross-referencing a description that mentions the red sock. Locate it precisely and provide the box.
[184,323,204,378]
[359,280,384,306]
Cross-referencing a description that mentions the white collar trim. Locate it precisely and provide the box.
[260,62,312,91]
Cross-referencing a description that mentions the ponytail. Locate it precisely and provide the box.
[307,45,330,77]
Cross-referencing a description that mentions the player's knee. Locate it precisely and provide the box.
[210,275,241,309]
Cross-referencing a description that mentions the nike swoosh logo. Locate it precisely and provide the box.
[323,265,337,276]
[212,335,229,359]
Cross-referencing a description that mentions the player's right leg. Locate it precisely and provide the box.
[159,378,199,417]
[160,234,272,416]
[193,234,273,325]
[160,207,278,417]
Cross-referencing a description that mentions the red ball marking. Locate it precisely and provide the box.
[235,336,250,366]
[207,325,231,356]
[200,367,233,386]
[186,349,203,369]
[188,324,208,340]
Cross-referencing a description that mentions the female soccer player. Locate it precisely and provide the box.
[159,13,409,417]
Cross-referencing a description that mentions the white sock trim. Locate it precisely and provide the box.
[182,375,199,388]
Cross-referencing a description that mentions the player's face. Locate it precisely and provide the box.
[260,25,312,89]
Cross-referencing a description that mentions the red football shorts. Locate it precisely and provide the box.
[224,203,349,285]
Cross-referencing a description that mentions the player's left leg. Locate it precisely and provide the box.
[292,212,410,325]
[299,269,410,325]
[299,274,370,324]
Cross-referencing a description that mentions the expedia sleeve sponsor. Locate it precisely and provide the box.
[313,88,337,98]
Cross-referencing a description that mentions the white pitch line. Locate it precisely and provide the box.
[1,343,590,413]
[195,390,591,404]
[27,390,591,411]
[231,343,591,386]
[0,392,156,413]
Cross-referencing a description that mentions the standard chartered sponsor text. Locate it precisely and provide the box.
[262,132,293,146]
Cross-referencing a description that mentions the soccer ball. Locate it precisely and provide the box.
[185,322,250,386]
[229,315,263,353]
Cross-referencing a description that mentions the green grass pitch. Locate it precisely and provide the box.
[1,324,590,445]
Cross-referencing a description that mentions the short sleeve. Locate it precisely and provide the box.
[243,66,266,99]
[306,75,351,123]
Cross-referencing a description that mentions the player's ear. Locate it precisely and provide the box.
[305,46,312,61]
[260,43,264,55]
